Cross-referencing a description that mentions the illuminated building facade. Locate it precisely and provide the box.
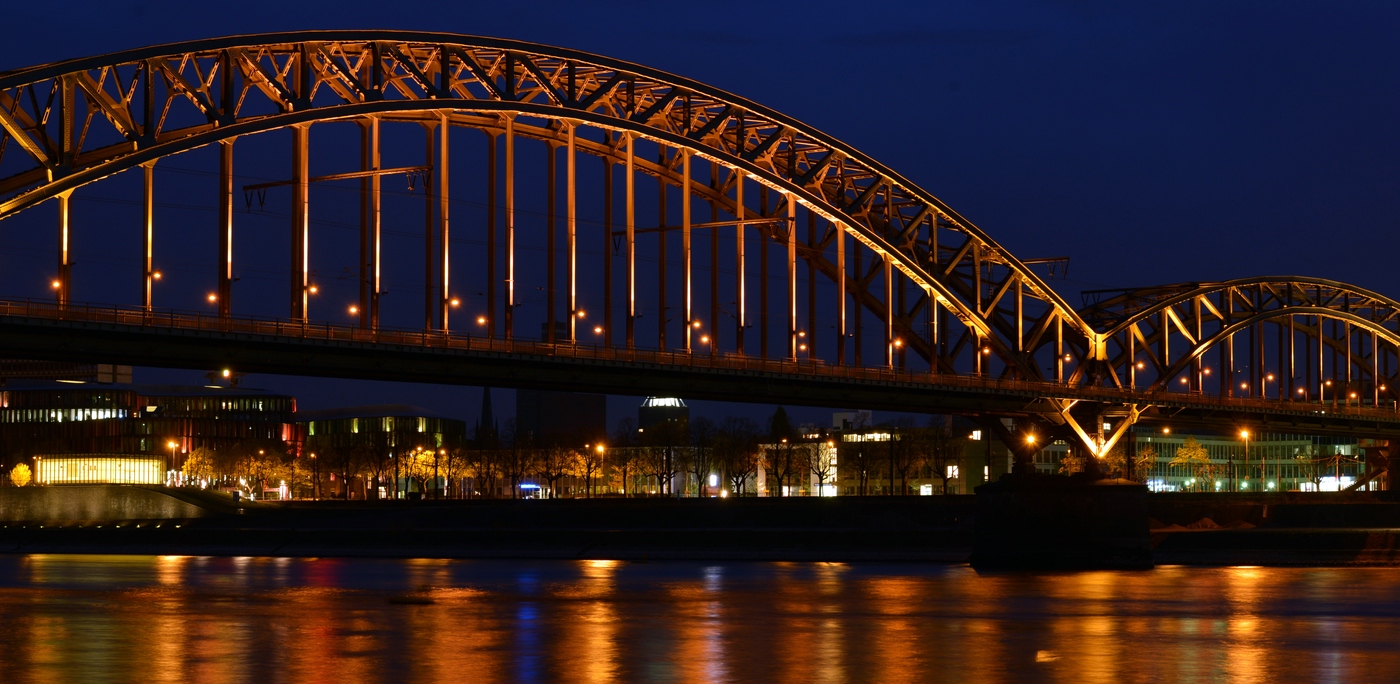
[639,397,689,432]
[35,455,163,485]
[0,381,300,485]
[298,405,468,449]
[298,405,468,499]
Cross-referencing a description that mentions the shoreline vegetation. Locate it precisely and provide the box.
[3,486,1400,566]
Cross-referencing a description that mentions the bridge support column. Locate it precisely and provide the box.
[759,187,768,358]
[217,139,233,319]
[357,122,370,329]
[602,132,612,348]
[625,132,635,349]
[735,169,745,355]
[487,131,497,339]
[566,123,577,343]
[56,190,71,308]
[370,118,381,331]
[439,112,451,333]
[682,149,691,352]
[709,164,719,357]
[807,211,816,360]
[504,114,515,341]
[291,123,309,322]
[423,122,435,332]
[787,193,797,360]
[836,225,845,366]
[547,140,557,344]
[657,145,667,351]
[142,161,155,312]
[884,256,894,368]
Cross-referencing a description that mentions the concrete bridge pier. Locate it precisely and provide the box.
[970,474,1151,570]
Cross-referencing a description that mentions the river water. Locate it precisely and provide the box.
[0,555,1396,683]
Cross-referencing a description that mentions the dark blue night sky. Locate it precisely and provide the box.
[3,1,1396,431]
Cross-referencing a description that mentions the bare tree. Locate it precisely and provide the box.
[925,419,962,495]
[642,419,688,495]
[1296,446,1321,490]
[839,441,875,495]
[500,419,538,498]
[580,444,606,497]
[688,417,719,497]
[808,439,837,496]
[888,423,927,495]
[717,417,761,495]
[765,407,800,496]
[537,444,579,498]
[471,448,503,498]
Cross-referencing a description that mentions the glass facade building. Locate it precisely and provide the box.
[0,381,301,483]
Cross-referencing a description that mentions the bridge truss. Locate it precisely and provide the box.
[0,32,1396,477]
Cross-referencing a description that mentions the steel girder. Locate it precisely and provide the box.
[1082,277,1400,399]
[0,31,1092,380]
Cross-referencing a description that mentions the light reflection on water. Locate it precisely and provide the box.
[0,556,1399,683]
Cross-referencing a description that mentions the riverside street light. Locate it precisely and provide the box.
[1240,429,1251,488]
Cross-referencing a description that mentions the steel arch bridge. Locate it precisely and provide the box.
[0,32,1398,473]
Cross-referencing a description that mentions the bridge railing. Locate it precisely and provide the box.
[2,297,1397,422]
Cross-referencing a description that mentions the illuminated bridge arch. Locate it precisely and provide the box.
[1080,277,1400,404]
[0,31,1092,380]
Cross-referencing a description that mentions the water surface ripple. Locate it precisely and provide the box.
[0,555,1396,683]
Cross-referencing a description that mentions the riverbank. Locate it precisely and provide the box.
[4,486,1400,565]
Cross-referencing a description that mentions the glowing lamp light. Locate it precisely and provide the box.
[1240,430,1250,439]
[221,369,231,378]
[1162,427,1171,434]
[981,347,991,355]
[1240,382,1248,389]
[1025,434,1037,445]
[797,330,806,338]
[207,293,218,303]
[691,320,701,329]
[477,315,488,325]
[1063,353,1072,362]
[1203,368,1212,375]
[50,280,61,289]
[799,343,808,351]
[1136,362,1145,369]
[1297,387,1306,394]
[1350,392,1358,399]
[593,326,604,334]
[576,309,586,318]
[349,305,359,315]
[895,339,905,348]
[1180,377,1189,384]
[700,335,711,344]
[1266,374,1275,381]
[152,271,162,280]
[308,285,319,294]
[1325,380,1333,386]
[449,298,460,307]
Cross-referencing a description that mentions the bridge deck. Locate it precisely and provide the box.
[1,298,1397,435]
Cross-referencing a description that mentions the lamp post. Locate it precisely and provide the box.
[1240,429,1251,491]
[436,448,445,499]
[310,452,318,500]
[595,444,605,498]
[166,440,179,485]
